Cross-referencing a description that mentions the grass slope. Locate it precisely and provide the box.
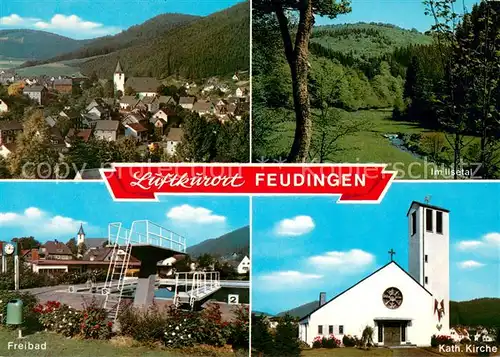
[80,2,250,79]
[311,22,432,58]
[0,30,88,60]
[186,226,250,258]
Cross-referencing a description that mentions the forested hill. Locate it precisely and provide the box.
[186,226,250,258]
[0,30,89,60]
[23,13,199,66]
[79,2,250,79]
[310,22,432,58]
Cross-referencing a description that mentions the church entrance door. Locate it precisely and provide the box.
[384,322,401,345]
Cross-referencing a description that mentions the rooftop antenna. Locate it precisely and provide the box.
[424,195,432,204]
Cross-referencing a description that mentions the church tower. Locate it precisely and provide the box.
[113,60,125,94]
[407,200,450,333]
[77,223,86,246]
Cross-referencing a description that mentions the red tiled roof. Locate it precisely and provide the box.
[127,123,147,132]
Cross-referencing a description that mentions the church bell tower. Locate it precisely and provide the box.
[113,60,125,94]
[407,200,450,333]
[77,223,86,246]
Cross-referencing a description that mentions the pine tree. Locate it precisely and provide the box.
[251,314,275,356]
[273,314,300,356]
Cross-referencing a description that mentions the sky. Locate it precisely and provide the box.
[316,0,480,32]
[252,182,500,315]
[0,0,244,39]
[0,182,249,247]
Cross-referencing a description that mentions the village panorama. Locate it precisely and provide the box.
[0,3,250,179]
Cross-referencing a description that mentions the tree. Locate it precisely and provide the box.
[251,314,275,356]
[103,80,114,98]
[197,254,215,270]
[12,236,40,250]
[77,242,87,258]
[253,0,351,162]
[274,314,300,356]
[8,110,59,178]
[66,238,78,256]
[176,113,217,162]
[0,156,11,178]
[359,325,375,349]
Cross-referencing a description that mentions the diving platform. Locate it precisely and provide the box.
[173,271,221,310]
[103,220,187,321]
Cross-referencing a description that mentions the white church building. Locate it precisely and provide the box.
[298,201,450,347]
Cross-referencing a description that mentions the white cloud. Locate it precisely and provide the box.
[457,240,483,250]
[166,204,226,224]
[0,14,40,26]
[258,271,323,290]
[308,249,375,272]
[275,215,315,236]
[458,260,485,269]
[457,232,500,253]
[0,207,86,235]
[0,13,120,38]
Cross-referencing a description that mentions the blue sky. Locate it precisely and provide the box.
[0,182,249,247]
[316,0,479,32]
[252,182,500,315]
[0,0,244,39]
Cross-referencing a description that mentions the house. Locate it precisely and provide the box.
[0,143,16,158]
[119,96,141,111]
[94,120,120,141]
[232,73,239,81]
[298,201,451,347]
[123,113,146,126]
[235,87,245,97]
[44,115,57,128]
[0,99,8,114]
[192,100,213,116]
[23,85,48,105]
[158,96,174,107]
[234,102,249,120]
[65,128,93,147]
[47,127,65,149]
[40,241,74,260]
[124,122,148,142]
[53,78,73,93]
[0,120,23,145]
[450,327,470,343]
[124,77,161,98]
[86,98,108,112]
[237,256,250,274]
[179,96,196,110]
[87,105,109,119]
[164,127,183,155]
[152,109,169,123]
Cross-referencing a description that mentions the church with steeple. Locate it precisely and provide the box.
[298,200,451,347]
[113,60,161,98]
[75,224,108,252]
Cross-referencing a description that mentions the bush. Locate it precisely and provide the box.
[118,303,168,344]
[431,334,454,347]
[164,307,200,348]
[79,300,113,340]
[343,334,358,347]
[312,336,323,348]
[198,304,231,347]
[35,301,81,337]
[228,305,249,350]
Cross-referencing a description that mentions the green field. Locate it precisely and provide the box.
[15,62,83,77]
[0,60,26,70]
[0,328,239,357]
[260,108,460,179]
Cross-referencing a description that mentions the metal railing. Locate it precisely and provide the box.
[173,271,221,308]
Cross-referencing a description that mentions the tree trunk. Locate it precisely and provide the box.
[273,0,314,163]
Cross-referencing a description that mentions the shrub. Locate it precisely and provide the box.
[118,303,168,344]
[343,334,358,347]
[228,305,249,350]
[312,336,323,348]
[431,334,454,347]
[322,334,341,348]
[35,301,81,337]
[250,314,274,355]
[79,300,112,340]
[274,314,300,356]
[164,307,200,348]
[198,304,231,347]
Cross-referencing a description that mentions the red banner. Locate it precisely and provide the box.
[101,164,396,202]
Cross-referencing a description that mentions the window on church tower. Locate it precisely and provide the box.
[425,255,428,263]
[425,276,428,284]
[436,211,443,234]
[411,211,417,235]
[426,209,433,232]
[318,325,323,335]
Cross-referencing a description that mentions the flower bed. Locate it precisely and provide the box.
[431,334,454,347]
[312,334,341,348]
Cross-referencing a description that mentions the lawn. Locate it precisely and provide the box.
[0,328,238,357]
[260,108,466,179]
[301,347,392,356]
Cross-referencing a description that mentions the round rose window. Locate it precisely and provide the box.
[382,287,403,309]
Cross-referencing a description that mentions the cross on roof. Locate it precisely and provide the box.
[388,249,396,262]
